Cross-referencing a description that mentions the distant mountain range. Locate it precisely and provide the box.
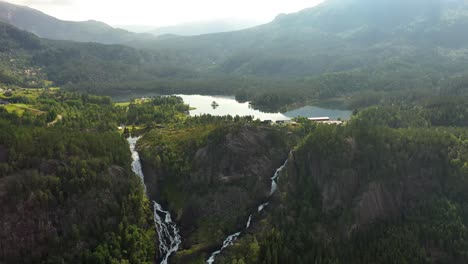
[1,0,468,104]
[0,1,263,43]
[148,0,468,77]
[0,0,156,45]
[146,19,263,36]
[117,19,263,36]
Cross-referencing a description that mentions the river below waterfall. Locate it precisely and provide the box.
[127,137,181,264]
[206,155,290,263]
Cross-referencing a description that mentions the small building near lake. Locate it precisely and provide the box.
[308,117,330,122]
[308,117,344,125]
[0,100,10,105]
[320,120,344,125]
[273,120,299,127]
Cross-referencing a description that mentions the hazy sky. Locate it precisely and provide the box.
[8,0,324,27]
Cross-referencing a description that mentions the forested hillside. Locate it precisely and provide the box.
[2,0,468,263]
[214,102,468,264]
[0,91,166,263]
[2,0,468,112]
[0,1,156,45]
[0,21,197,90]
[152,0,468,77]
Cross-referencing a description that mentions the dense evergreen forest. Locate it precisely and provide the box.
[0,89,193,263]
[3,0,468,112]
[1,88,468,264]
[1,0,468,263]
[214,103,468,264]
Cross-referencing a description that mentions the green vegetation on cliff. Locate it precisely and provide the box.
[3,1,468,263]
[0,90,192,263]
[2,88,468,264]
[0,123,157,263]
[218,105,468,264]
[137,118,290,263]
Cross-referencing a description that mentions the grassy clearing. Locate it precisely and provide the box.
[133,98,152,104]
[4,104,26,116]
[114,102,130,107]
[4,103,46,117]
[114,98,153,108]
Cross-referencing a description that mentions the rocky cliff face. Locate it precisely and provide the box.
[192,126,287,186]
[139,125,290,262]
[282,136,444,237]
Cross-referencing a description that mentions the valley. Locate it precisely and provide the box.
[0,84,467,264]
[0,0,468,263]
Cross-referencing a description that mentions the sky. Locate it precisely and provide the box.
[8,0,324,27]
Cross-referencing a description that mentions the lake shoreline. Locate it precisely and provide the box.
[112,93,352,121]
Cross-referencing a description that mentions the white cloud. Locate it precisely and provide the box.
[6,0,323,26]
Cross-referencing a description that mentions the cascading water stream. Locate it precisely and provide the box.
[127,137,181,264]
[206,155,290,264]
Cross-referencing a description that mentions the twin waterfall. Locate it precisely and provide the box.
[129,135,290,264]
[127,137,181,264]
[206,157,290,264]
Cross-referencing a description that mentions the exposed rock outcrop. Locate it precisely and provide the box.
[283,139,443,236]
[139,125,290,262]
[192,126,287,189]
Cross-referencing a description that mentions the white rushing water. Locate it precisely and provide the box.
[246,215,252,229]
[257,202,269,213]
[206,155,290,263]
[270,158,289,195]
[206,232,242,264]
[127,137,181,264]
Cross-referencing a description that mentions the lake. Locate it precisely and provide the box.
[113,93,352,121]
[176,94,352,121]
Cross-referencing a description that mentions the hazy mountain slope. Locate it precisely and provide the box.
[115,24,156,33]
[0,21,196,89]
[5,0,468,79]
[2,0,468,109]
[148,19,263,36]
[149,0,468,77]
[0,17,42,51]
[0,1,156,44]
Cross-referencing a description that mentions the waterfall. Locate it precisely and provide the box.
[270,158,289,195]
[206,232,242,264]
[257,202,269,212]
[206,155,290,263]
[127,137,181,264]
[246,215,252,229]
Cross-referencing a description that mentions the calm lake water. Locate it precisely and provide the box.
[113,93,352,121]
[176,94,352,121]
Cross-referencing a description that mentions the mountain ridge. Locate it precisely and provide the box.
[0,0,156,44]
[147,18,264,36]
[1,0,468,110]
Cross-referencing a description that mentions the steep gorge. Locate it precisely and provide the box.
[137,124,291,263]
[216,123,468,264]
